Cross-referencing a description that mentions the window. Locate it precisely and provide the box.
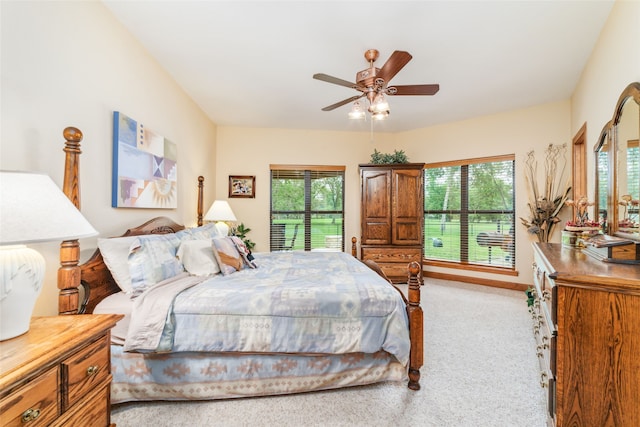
[423,155,515,269]
[626,140,639,224]
[270,165,345,252]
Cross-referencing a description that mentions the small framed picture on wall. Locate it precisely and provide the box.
[229,175,255,198]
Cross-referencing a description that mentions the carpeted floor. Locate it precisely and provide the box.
[111,278,547,427]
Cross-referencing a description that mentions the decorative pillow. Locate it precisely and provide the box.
[176,223,220,241]
[177,239,220,276]
[97,236,140,294]
[229,236,257,269]
[211,236,244,275]
[128,234,183,296]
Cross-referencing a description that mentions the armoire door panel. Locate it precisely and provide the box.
[363,222,391,244]
[392,168,423,245]
[393,169,423,218]
[360,163,425,283]
[361,170,392,245]
[394,222,422,244]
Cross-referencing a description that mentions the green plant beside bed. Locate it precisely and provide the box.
[232,223,255,251]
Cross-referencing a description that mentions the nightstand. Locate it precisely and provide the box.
[0,314,122,426]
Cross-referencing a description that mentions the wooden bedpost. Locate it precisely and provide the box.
[407,261,423,390]
[58,127,83,315]
[351,237,357,257]
[197,176,204,226]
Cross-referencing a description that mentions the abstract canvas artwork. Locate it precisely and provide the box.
[112,112,177,208]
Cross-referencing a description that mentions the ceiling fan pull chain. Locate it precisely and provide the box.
[370,116,374,143]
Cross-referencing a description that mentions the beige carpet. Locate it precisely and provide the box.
[111,278,547,427]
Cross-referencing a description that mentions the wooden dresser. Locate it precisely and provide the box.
[532,243,640,427]
[360,163,424,283]
[0,314,122,427]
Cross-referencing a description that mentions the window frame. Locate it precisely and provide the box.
[423,154,516,274]
[270,164,345,252]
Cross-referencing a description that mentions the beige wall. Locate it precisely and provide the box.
[571,0,640,200]
[1,1,217,316]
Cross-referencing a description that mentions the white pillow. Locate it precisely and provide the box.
[177,240,220,276]
[177,223,221,241]
[97,236,139,294]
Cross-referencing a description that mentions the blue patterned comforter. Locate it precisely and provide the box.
[124,251,410,366]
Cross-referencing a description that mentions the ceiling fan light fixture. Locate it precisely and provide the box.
[348,101,366,120]
[370,93,389,114]
[372,110,389,121]
[314,49,439,122]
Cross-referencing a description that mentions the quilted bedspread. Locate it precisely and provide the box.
[124,251,410,366]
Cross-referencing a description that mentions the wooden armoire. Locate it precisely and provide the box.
[359,163,424,283]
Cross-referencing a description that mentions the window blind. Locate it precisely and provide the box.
[424,156,515,268]
[270,166,345,252]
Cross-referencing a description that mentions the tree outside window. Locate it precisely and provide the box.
[424,156,515,268]
[270,166,344,252]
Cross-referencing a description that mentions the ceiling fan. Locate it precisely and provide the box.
[313,49,439,120]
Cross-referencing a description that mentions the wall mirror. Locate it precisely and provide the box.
[594,82,640,239]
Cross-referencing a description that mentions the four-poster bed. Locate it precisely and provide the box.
[57,127,424,403]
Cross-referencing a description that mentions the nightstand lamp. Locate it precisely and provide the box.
[0,171,98,340]
[204,200,237,236]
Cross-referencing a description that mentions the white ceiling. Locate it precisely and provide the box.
[102,1,614,133]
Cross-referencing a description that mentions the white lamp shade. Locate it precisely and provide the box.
[204,200,237,236]
[204,200,237,222]
[0,170,98,340]
[0,171,98,244]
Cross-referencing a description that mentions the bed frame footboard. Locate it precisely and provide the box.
[353,237,423,390]
[407,261,423,390]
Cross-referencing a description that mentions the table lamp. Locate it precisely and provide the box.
[0,171,98,340]
[204,200,237,236]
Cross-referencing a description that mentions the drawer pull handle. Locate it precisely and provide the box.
[86,365,99,376]
[21,408,40,423]
[540,371,549,388]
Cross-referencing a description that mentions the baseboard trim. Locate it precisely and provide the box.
[424,271,528,292]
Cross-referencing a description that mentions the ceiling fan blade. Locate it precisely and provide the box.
[313,73,357,89]
[391,84,440,96]
[321,94,365,111]
[377,51,412,85]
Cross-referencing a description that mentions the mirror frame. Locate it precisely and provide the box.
[594,120,613,233]
[594,82,640,238]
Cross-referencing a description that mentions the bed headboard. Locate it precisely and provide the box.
[77,217,185,314]
[58,127,203,314]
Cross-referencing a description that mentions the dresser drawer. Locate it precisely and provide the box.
[375,263,411,280]
[52,384,109,427]
[0,366,59,427]
[362,247,422,263]
[62,335,110,410]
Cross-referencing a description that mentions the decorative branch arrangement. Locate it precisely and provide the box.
[520,143,572,242]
